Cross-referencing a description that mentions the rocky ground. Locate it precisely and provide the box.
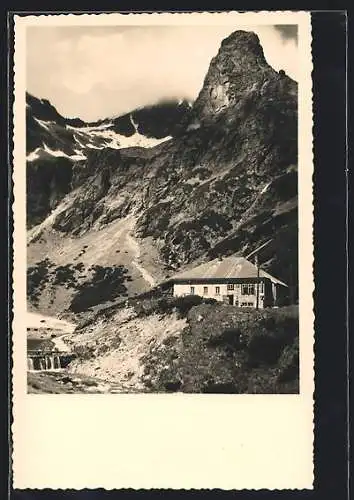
[66,305,188,391]
[27,371,144,394]
[59,295,299,394]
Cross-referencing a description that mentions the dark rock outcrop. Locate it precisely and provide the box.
[26,95,191,227]
[193,31,296,120]
[27,156,74,228]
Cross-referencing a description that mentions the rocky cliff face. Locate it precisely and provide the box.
[27,30,298,315]
[26,95,191,228]
[193,31,296,119]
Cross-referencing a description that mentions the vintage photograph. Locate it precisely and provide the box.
[25,22,300,394]
[13,11,314,490]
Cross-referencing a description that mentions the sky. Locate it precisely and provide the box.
[26,25,298,121]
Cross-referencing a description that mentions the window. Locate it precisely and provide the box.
[203,286,208,295]
[215,286,220,295]
[241,284,255,295]
[227,284,234,290]
[190,286,195,295]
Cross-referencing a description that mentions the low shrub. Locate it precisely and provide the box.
[72,344,95,360]
[173,295,204,317]
[277,340,299,383]
[131,294,209,319]
[141,305,299,394]
[207,327,244,349]
[27,259,53,302]
[68,265,129,313]
[52,264,76,286]
[246,333,284,367]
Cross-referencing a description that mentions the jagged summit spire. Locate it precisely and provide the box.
[193,29,295,120]
[219,30,264,57]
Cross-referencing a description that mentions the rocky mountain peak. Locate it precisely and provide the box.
[193,30,294,121]
[219,30,264,56]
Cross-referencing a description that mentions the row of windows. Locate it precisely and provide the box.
[227,283,264,294]
[189,283,264,295]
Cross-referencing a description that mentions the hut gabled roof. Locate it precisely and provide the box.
[164,255,287,287]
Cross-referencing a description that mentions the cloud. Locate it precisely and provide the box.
[273,25,298,42]
[27,25,298,121]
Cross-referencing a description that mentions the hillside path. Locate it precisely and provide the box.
[126,230,156,288]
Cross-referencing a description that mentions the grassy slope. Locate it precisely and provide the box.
[65,295,299,394]
[141,301,299,394]
[27,210,165,319]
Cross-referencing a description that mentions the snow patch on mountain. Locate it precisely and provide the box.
[69,118,171,150]
[72,149,87,161]
[43,143,86,161]
[26,143,87,162]
[86,142,104,150]
[34,117,53,131]
[73,135,87,149]
[93,129,172,150]
[67,115,172,151]
[66,122,112,132]
[27,148,42,162]
[261,182,271,194]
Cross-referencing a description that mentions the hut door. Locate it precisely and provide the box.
[227,295,234,305]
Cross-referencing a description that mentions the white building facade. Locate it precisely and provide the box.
[165,255,288,309]
[173,278,275,308]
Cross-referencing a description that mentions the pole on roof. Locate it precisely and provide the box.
[255,254,260,310]
[246,239,273,260]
